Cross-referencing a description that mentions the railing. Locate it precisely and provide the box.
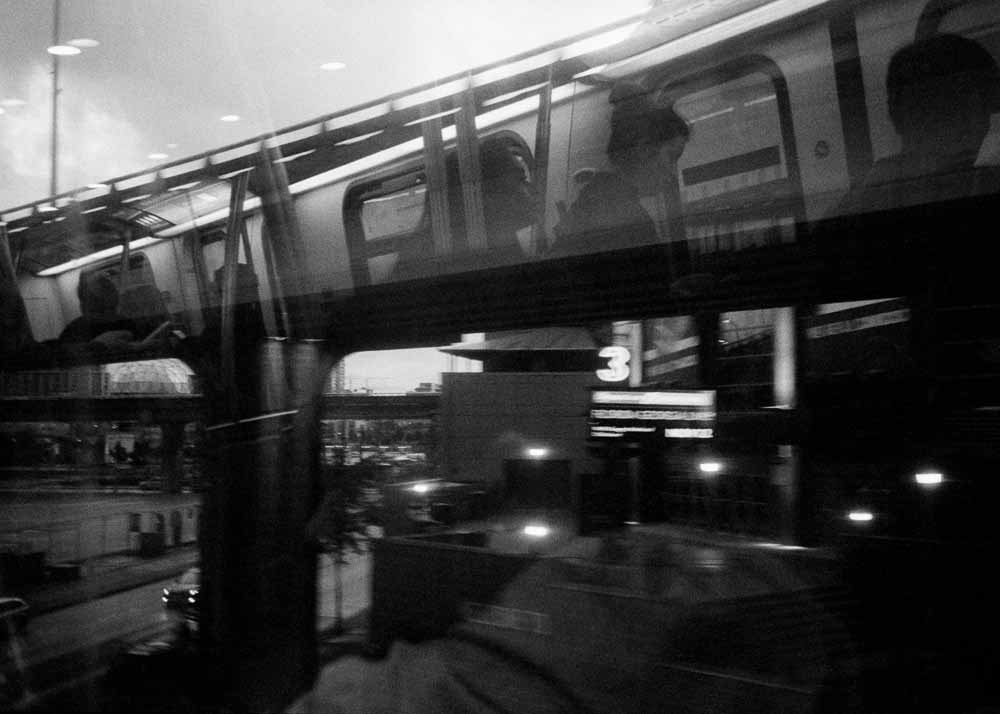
[0,368,108,397]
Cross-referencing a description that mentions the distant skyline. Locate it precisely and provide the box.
[344,343,481,394]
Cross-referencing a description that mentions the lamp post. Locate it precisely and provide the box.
[50,0,61,197]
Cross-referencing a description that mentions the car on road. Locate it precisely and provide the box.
[162,567,199,618]
[0,597,29,636]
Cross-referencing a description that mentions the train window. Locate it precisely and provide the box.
[668,66,804,260]
[345,132,534,285]
[72,253,169,341]
[716,308,777,408]
[642,315,700,388]
[354,170,429,284]
[931,0,1000,165]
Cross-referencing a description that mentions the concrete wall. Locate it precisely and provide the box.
[439,372,602,486]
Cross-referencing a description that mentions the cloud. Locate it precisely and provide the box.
[0,64,148,208]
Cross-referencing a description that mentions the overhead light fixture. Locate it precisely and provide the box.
[334,130,383,146]
[482,82,549,108]
[166,143,179,149]
[148,152,169,160]
[698,461,723,474]
[0,98,25,108]
[526,447,549,459]
[273,149,316,164]
[220,114,241,122]
[67,38,100,48]
[37,204,59,213]
[320,61,346,71]
[404,107,460,127]
[47,45,82,56]
[572,64,609,80]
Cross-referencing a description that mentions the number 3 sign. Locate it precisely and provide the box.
[596,346,630,382]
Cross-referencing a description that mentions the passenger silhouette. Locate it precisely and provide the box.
[550,81,691,276]
[393,136,534,280]
[59,272,139,345]
[838,33,1000,214]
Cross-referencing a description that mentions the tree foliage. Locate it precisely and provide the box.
[306,459,380,563]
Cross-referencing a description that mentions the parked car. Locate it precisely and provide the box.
[0,597,29,636]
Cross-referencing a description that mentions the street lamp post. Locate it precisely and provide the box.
[50,0,61,197]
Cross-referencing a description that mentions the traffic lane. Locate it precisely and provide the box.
[18,578,173,667]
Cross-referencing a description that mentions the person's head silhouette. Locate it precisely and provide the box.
[887,33,1000,168]
[606,81,690,193]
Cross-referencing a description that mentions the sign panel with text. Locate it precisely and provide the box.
[589,389,716,440]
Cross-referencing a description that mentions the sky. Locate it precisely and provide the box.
[1,1,646,390]
[0,0,647,209]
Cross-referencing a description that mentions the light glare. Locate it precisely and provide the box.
[698,461,722,474]
[848,510,874,523]
[320,61,346,71]
[67,38,100,48]
[412,483,430,494]
[47,45,82,56]
[915,471,944,486]
[220,114,241,122]
[526,447,548,458]
[523,525,550,538]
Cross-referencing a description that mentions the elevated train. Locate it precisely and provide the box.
[3,0,1000,710]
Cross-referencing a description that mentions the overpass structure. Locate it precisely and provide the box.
[0,392,440,423]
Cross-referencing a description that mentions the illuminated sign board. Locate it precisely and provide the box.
[596,346,631,382]
[589,389,715,440]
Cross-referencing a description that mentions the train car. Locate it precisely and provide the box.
[3,0,1000,711]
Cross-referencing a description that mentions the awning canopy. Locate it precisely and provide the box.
[440,327,599,360]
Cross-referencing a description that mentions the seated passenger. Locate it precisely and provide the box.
[838,33,1000,215]
[393,136,534,280]
[549,81,691,273]
[59,273,139,345]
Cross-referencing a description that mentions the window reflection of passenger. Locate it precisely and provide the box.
[59,273,139,345]
[838,34,1000,214]
[393,137,534,280]
[550,81,691,274]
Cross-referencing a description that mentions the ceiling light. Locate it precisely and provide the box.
[0,99,25,108]
[847,509,874,523]
[320,61,346,71]
[915,471,944,487]
[523,525,550,538]
[37,204,59,213]
[166,143,179,149]
[148,152,169,160]
[47,45,82,56]
[86,183,108,190]
[571,64,609,80]
[403,108,460,127]
[67,38,100,48]
[334,130,383,146]
[220,114,241,122]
